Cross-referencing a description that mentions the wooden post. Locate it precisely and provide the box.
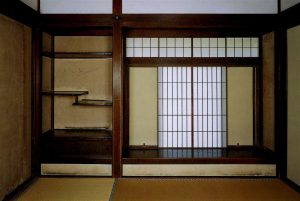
[112,0,123,178]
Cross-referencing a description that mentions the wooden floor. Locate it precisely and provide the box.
[15,178,299,201]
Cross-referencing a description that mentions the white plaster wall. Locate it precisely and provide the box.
[40,0,112,14]
[123,0,277,14]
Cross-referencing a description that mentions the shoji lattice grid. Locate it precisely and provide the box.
[158,66,227,148]
[126,37,259,58]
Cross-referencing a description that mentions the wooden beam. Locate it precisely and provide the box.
[41,14,114,30]
[124,29,262,37]
[0,0,39,27]
[126,58,260,67]
[121,14,277,32]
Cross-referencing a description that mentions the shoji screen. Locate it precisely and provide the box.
[126,37,259,58]
[158,66,227,148]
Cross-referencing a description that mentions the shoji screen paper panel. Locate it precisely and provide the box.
[41,0,112,14]
[158,67,227,148]
[126,37,259,58]
[123,0,277,14]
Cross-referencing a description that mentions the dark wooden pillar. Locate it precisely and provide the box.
[274,29,287,179]
[112,0,123,178]
[31,28,42,176]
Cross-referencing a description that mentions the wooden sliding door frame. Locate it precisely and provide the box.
[122,31,263,153]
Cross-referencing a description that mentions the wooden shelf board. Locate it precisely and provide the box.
[43,52,112,59]
[73,99,113,106]
[42,91,88,96]
[43,129,112,140]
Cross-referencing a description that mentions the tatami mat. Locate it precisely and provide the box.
[16,178,114,201]
[112,178,300,201]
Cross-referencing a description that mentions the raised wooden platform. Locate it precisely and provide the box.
[122,146,275,164]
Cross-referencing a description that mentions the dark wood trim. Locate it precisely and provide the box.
[274,30,287,179]
[42,52,113,59]
[50,35,55,131]
[3,177,37,201]
[284,178,300,193]
[126,58,260,67]
[31,28,42,176]
[121,14,277,32]
[129,145,159,150]
[278,0,281,14]
[112,21,123,178]
[254,36,263,147]
[113,0,122,17]
[123,157,275,164]
[41,14,114,30]
[280,3,300,29]
[123,64,130,149]
[0,0,39,28]
[38,0,41,14]
[125,29,262,37]
[123,146,276,164]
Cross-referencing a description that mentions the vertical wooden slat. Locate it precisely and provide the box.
[275,30,287,179]
[37,0,41,13]
[254,36,263,147]
[31,28,42,176]
[50,35,54,130]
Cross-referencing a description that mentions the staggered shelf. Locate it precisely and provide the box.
[42,52,112,59]
[42,90,89,96]
[41,35,113,166]
[73,99,113,106]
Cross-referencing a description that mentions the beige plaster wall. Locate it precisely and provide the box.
[287,25,300,186]
[262,32,275,151]
[129,68,158,146]
[55,36,112,52]
[0,14,32,200]
[228,67,253,145]
[54,59,112,129]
